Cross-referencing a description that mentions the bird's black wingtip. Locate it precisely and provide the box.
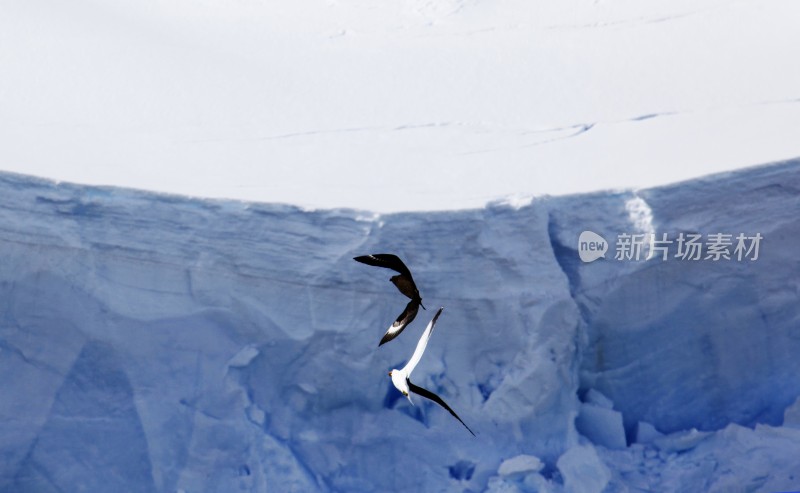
[378,330,398,347]
[430,306,444,325]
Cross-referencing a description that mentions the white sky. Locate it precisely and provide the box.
[2,0,799,212]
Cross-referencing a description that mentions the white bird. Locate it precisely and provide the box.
[388,307,475,436]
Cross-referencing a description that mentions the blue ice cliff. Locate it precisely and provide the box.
[1,160,799,492]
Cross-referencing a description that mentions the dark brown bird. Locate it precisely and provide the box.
[353,253,426,346]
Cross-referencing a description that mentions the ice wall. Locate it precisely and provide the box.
[548,161,800,435]
[1,159,799,492]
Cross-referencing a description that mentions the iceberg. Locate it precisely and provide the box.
[1,158,799,492]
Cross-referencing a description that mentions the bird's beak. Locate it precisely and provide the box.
[388,371,392,376]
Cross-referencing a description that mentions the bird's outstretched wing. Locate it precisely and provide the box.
[353,254,414,279]
[401,307,443,373]
[379,299,421,346]
[408,380,475,436]
[354,253,424,345]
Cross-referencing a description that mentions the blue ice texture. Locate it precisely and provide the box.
[1,159,800,492]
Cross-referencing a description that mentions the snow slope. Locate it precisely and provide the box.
[1,159,799,492]
[2,0,800,211]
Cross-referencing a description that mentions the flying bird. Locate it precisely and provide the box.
[389,307,475,436]
[354,253,426,346]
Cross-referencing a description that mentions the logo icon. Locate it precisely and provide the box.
[578,231,608,263]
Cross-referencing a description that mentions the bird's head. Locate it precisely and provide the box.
[389,370,410,396]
